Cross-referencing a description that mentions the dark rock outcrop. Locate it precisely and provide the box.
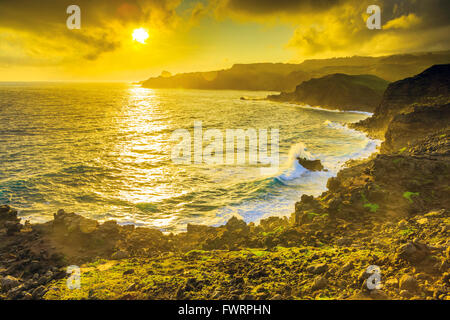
[353,64,450,138]
[268,73,389,112]
[297,157,325,171]
[382,104,450,153]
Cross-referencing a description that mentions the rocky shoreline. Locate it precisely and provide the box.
[1,65,449,300]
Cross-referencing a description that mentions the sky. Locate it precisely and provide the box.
[0,0,449,81]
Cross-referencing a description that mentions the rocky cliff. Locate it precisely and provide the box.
[268,73,389,112]
[352,64,450,139]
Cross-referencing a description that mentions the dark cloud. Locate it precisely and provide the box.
[0,0,181,29]
[285,0,450,58]
[0,0,182,62]
[224,0,343,14]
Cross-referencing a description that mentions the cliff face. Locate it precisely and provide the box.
[141,51,450,92]
[353,64,450,139]
[382,104,450,153]
[268,73,389,112]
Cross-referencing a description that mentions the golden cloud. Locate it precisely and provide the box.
[384,13,422,30]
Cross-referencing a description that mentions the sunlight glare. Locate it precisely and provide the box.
[132,28,149,44]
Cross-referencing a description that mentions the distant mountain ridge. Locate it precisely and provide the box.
[267,73,389,112]
[141,51,450,92]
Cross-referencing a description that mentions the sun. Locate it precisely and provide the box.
[132,28,149,44]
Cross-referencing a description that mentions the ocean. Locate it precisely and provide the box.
[0,82,379,232]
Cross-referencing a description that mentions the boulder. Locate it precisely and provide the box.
[399,274,419,292]
[297,157,325,172]
[397,241,431,264]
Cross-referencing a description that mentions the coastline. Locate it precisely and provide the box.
[1,116,448,300]
[1,65,449,300]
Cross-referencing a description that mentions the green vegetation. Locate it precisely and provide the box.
[403,191,419,203]
[363,203,379,213]
[398,227,417,237]
[361,193,379,212]
[261,226,284,237]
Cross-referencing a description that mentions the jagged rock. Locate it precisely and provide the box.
[326,177,341,192]
[397,241,431,263]
[297,157,325,171]
[225,217,249,234]
[352,64,450,138]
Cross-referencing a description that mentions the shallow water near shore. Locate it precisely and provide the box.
[0,83,379,232]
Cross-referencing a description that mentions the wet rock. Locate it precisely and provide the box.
[297,158,325,172]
